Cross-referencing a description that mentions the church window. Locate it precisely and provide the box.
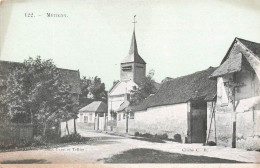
[122,65,132,71]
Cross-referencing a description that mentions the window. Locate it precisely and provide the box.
[130,112,134,119]
[84,116,88,123]
[118,114,121,121]
[89,113,93,122]
[123,113,126,119]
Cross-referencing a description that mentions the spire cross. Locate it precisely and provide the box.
[132,15,137,29]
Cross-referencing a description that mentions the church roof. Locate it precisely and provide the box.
[121,30,146,64]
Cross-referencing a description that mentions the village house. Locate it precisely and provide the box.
[116,67,217,143]
[77,101,107,130]
[208,38,260,149]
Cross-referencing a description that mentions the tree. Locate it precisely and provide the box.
[0,56,78,137]
[88,76,107,100]
[79,76,107,107]
[130,69,157,106]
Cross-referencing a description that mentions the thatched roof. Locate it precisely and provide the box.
[132,67,217,112]
[0,60,81,94]
[79,101,107,113]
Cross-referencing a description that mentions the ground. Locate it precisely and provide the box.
[0,128,259,164]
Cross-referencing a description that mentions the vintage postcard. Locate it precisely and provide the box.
[0,0,260,167]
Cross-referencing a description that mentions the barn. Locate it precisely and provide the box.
[116,67,217,143]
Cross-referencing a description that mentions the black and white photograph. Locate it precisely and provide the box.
[0,0,260,166]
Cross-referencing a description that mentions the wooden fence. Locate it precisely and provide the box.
[0,122,33,145]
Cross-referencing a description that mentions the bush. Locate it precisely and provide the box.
[237,137,260,151]
[59,133,89,143]
[206,141,216,146]
[173,134,182,143]
[155,133,168,140]
[142,133,153,138]
[134,132,168,140]
[0,140,32,150]
[134,132,140,136]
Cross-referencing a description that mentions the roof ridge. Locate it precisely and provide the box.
[164,67,216,83]
[236,37,260,45]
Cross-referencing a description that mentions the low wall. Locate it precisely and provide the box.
[0,122,33,145]
[213,103,260,149]
[116,103,188,141]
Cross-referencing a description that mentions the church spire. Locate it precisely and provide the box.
[128,29,138,56]
[121,15,146,64]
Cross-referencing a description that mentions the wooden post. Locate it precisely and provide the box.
[232,87,236,148]
[97,114,99,130]
[126,112,128,133]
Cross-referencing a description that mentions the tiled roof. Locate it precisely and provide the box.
[79,101,107,113]
[132,67,217,112]
[210,38,260,78]
[237,38,260,59]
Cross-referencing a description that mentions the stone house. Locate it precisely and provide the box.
[116,67,217,143]
[208,38,260,149]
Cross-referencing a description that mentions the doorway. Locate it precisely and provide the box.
[189,101,207,143]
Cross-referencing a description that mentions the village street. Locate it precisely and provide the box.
[0,129,260,164]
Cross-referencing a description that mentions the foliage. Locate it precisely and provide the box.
[130,69,157,106]
[79,76,107,107]
[0,56,78,136]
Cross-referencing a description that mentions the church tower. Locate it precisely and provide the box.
[120,18,146,84]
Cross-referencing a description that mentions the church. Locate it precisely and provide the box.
[107,23,147,128]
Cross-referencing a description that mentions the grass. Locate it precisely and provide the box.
[103,148,245,163]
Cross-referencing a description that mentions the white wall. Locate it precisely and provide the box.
[116,103,188,140]
[77,112,95,123]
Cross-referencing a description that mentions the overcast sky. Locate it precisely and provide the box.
[0,0,260,89]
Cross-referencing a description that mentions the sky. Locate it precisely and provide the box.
[0,0,260,89]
